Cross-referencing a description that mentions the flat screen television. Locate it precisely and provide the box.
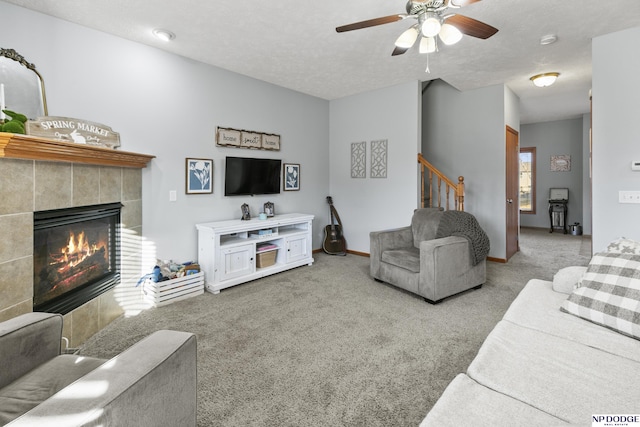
[224,156,282,196]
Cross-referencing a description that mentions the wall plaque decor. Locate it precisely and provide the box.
[550,155,571,172]
[186,158,213,194]
[262,133,280,150]
[216,126,280,151]
[371,139,388,178]
[26,116,121,149]
[351,141,366,178]
[216,127,241,146]
[241,131,262,149]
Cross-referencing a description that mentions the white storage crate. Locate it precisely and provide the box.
[142,271,204,307]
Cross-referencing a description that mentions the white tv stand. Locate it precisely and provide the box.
[196,213,314,294]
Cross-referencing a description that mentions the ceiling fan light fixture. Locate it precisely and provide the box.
[395,27,419,48]
[152,28,175,42]
[439,23,463,45]
[530,72,560,87]
[421,14,442,38]
[419,36,437,54]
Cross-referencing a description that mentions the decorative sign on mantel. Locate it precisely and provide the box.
[25,116,121,149]
[216,126,280,151]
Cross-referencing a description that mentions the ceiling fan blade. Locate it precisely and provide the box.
[391,46,410,56]
[336,14,406,33]
[445,14,498,39]
[449,0,482,7]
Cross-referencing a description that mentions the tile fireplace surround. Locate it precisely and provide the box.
[0,134,153,347]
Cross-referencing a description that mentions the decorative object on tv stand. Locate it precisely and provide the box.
[216,126,280,151]
[351,141,366,178]
[240,203,251,220]
[186,158,213,194]
[26,116,121,149]
[550,155,570,172]
[371,139,388,178]
[283,163,300,191]
[264,201,275,217]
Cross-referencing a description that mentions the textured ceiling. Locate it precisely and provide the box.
[5,0,640,123]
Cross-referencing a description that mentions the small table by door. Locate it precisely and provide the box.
[548,188,569,234]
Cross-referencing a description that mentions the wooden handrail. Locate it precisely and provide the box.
[418,153,465,211]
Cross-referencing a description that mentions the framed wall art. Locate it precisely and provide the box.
[186,158,213,194]
[550,155,571,172]
[283,163,300,191]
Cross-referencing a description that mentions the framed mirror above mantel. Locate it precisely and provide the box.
[0,133,154,168]
[0,48,48,120]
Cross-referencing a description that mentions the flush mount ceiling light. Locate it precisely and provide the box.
[530,72,560,87]
[540,34,558,45]
[152,28,175,42]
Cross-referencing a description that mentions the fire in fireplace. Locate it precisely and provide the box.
[33,203,121,315]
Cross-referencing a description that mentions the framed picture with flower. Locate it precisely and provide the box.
[186,158,213,194]
[283,163,300,191]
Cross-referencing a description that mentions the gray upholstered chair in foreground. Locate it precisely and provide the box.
[0,312,197,426]
[370,208,489,303]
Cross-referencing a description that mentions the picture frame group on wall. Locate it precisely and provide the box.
[216,126,281,151]
[186,158,213,194]
[283,163,300,191]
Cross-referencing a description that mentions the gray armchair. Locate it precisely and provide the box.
[370,208,488,303]
[0,312,197,426]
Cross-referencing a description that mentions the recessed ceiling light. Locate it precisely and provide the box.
[153,29,175,42]
[540,34,557,45]
[530,72,560,87]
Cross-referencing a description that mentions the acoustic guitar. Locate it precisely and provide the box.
[322,196,347,256]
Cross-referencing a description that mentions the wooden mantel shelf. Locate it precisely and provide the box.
[0,133,155,168]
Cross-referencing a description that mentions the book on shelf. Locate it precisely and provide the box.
[249,228,277,237]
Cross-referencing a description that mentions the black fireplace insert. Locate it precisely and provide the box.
[33,203,121,315]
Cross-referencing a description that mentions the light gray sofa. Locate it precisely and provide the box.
[0,312,197,426]
[370,208,488,303]
[421,271,640,425]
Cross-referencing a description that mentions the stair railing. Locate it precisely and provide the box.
[418,153,465,211]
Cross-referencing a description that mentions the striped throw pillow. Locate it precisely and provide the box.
[561,252,640,340]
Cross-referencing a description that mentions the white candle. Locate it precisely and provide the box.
[0,84,5,121]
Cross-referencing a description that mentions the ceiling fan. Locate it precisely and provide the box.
[336,0,498,57]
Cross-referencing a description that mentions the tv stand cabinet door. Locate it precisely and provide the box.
[219,244,255,281]
[286,234,309,263]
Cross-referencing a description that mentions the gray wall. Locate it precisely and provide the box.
[519,118,585,230]
[421,80,520,260]
[329,81,421,253]
[1,2,330,263]
[592,26,640,251]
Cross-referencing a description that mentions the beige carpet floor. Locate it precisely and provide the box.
[79,227,591,426]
